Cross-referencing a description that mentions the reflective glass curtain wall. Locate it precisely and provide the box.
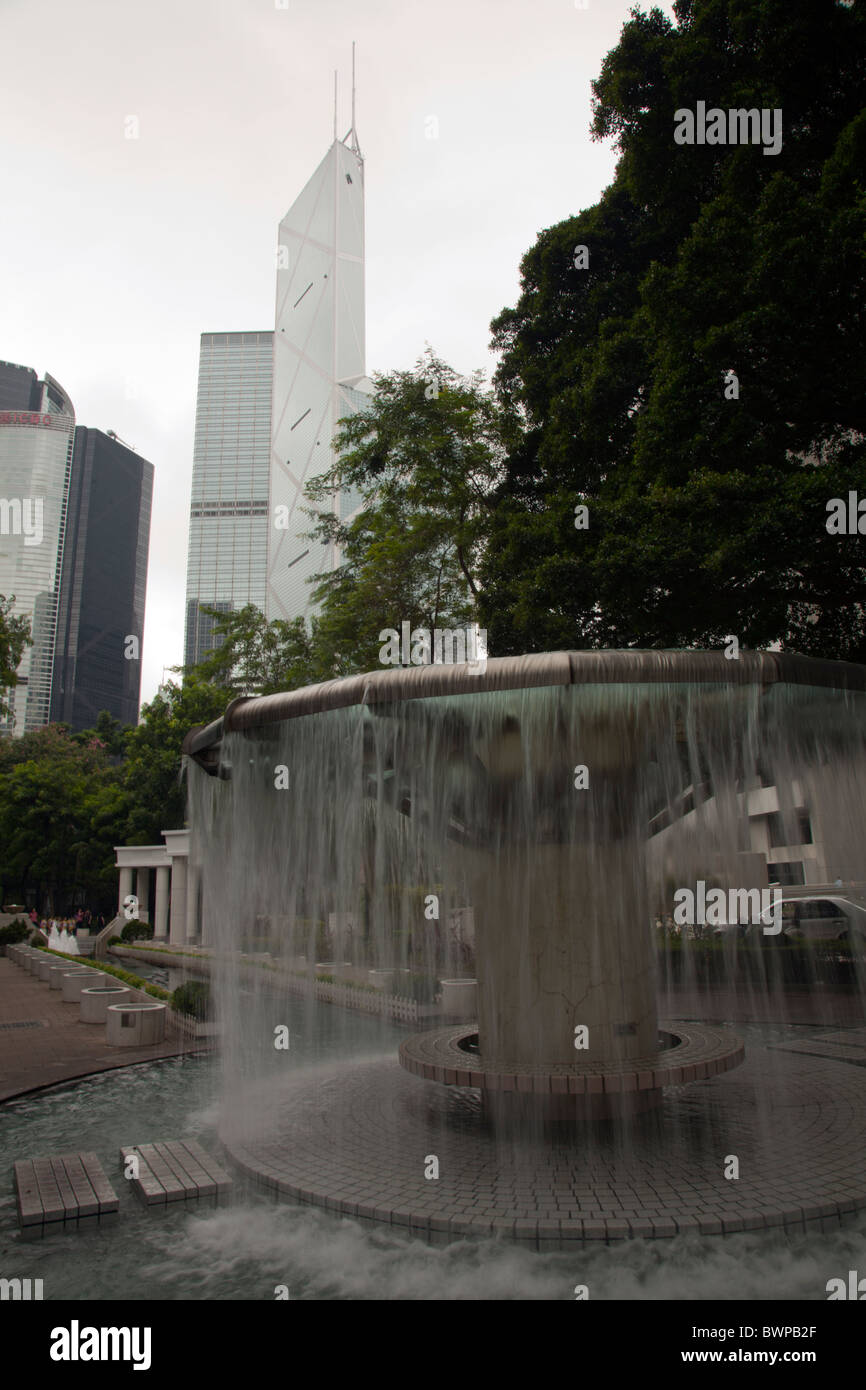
[0,369,75,734]
[184,331,273,668]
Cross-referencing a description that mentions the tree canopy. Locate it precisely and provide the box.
[482,0,866,659]
[303,351,505,671]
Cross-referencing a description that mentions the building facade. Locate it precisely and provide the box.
[51,427,153,730]
[0,362,76,733]
[267,127,372,622]
[182,109,373,660]
[183,330,273,668]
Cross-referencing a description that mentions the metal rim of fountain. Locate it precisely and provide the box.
[398,1020,745,1095]
[182,649,866,775]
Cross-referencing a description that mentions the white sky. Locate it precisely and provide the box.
[0,0,676,708]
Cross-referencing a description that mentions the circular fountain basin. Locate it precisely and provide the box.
[190,648,866,1240]
[220,1031,866,1246]
[399,1020,744,1120]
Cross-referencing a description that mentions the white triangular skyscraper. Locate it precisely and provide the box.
[267,62,372,621]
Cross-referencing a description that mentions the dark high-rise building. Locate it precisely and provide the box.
[51,427,153,731]
[0,360,43,412]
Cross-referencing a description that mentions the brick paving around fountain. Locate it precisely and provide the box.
[221,1029,866,1248]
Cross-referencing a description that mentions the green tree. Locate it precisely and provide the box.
[303,351,505,671]
[0,596,31,725]
[0,725,123,913]
[182,604,322,695]
[483,0,866,660]
[122,677,231,841]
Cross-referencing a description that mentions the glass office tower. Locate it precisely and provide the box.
[183,99,373,659]
[267,122,372,622]
[51,428,153,730]
[183,331,273,668]
[0,362,76,733]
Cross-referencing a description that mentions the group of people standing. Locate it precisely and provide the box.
[28,907,106,935]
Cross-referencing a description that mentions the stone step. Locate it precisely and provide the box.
[14,1151,118,1238]
[120,1140,232,1207]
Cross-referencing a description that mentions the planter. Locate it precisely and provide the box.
[80,987,132,1024]
[61,971,101,1002]
[106,1003,167,1047]
[35,957,53,981]
[440,978,478,1017]
[49,965,76,989]
[368,970,396,990]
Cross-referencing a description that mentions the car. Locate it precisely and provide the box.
[755,895,866,945]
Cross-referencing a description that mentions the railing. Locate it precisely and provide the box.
[311,979,421,1022]
[110,944,435,1024]
[92,913,125,959]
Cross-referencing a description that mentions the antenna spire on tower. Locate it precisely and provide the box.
[333,69,338,141]
[348,41,361,159]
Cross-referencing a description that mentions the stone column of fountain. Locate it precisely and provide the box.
[461,703,659,1122]
[398,680,746,1124]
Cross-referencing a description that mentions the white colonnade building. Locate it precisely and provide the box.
[114,830,204,945]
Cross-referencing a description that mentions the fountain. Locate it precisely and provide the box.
[184,651,866,1245]
[48,925,80,956]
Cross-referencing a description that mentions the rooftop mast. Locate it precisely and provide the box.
[348,41,362,160]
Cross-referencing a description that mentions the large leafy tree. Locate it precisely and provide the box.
[302,351,506,671]
[483,0,866,659]
[0,725,125,913]
[121,677,231,843]
[0,683,232,908]
[179,354,505,686]
[183,604,323,695]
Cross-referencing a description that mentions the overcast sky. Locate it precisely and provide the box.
[1,0,676,707]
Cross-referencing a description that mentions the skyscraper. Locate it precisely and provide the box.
[267,106,372,622]
[51,427,153,730]
[183,331,273,668]
[183,63,372,662]
[1,359,153,735]
[0,361,76,733]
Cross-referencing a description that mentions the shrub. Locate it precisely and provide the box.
[171,980,211,1020]
[120,919,154,943]
[0,919,30,946]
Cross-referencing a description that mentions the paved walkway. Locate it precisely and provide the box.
[660,984,865,1026]
[0,958,208,1103]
